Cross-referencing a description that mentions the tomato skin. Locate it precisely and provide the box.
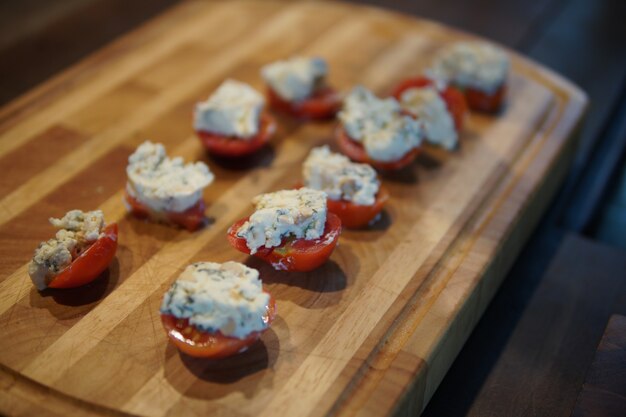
[267,86,341,120]
[161,293,276,359]
[465,84,506,113]
[227,213,342,272]
[327,186,389,229]
[196,113,276,157]
[392,76,467,131]
[48,223,118,289]
[124,191,206,231]
[336,128,419,170]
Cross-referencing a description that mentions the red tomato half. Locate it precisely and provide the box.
[227,213,342,272]
[161,293,276,359]
[336,128,419,170]
[465,84,506,113]
[196,113,276,157]
[327,186,389,229]
[267,86,341,120]
[48,223,118,289]
[392,76,468,131]
[124,191,206,231]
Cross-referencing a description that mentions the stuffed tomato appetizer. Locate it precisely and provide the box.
[228,188,341,272]
[302,146,388,229]
[125,141,214,231]
[429,41,509,113]
[336,86,423,170]
[194,79,276,157]
[28,209,118,290]
[160,261,275,359]
[261,56,341,120]
[392,76,467,150]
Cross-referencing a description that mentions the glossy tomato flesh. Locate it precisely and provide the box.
[48,223,118,289]
[465,84,506,113]
[161,293,276,359]
[196,112,276,157]
[336,128,419,170]
[124,191,206,231]
[327,186,389,229]
[267,86,341,120]
[227,213,342,272]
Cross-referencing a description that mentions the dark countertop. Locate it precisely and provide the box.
[1,1,625,415]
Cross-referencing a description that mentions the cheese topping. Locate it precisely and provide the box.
[303,146,379,206]
[261,56,327,101]
[28,210,105,290]
[194,79,265,139]
[339,86,423,162]
[126,141,214,213]
[160,262,270,339]
[236,188,327,254]
[400,87,458,150]
[429,41,509,93]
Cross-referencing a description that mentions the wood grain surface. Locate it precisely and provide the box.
[0,1,587,416]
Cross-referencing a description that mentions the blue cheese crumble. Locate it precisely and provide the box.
[261,56,328,101]
[400,86,458,150]
[126,141,214,213]
[194,79,265,139]
[28,210,105,290]
[303,146,379,206]
[160,262,270,339]
[339,86,423,162]
[236,188,327,254]
[429,41,509,94]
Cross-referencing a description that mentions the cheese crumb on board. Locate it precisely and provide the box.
[400,86,458,150]
[236,188,327,254]
[126,141,214,213]
[303,146,380,206]
[28,210,105,290]
[194,79,265,139]
[160,261,270,339]
[429,41,509,93]
[261,56,328,101]
[339,86,423,162]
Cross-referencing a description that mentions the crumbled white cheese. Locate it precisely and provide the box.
[429,41,509,93]
[194,79,265,139]
[261,56,328,101]
[236,188,327,254]
[28,210,106,290]
[160,262,270,339]
[126,141,214,213]
[400,87,458,150]
[339,86,423,162]
[303,146,380,206]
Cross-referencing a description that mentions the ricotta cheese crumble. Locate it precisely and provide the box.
[303,146,379,206]
[28,210,106,290]
[429,41,509,94]
[126,141,214,213]
[160,261,270,339]
[194,79,265,139]
[339,86,423,162]
[236,188,327,254]
[400,87,458,150]
[261,56,327,102]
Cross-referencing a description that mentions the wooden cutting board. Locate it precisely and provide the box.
[0,1,587,416]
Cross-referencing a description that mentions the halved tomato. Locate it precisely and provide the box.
[327,186,389,229]
[161,292,276,359]
[336,128,419,170]
[465,84,506,113]
[124,191,206,232]
[227,213,342,272]
[48,223,118,289]
[392,76,467,131]
[196,113,276,157]
[267,86,341,120]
